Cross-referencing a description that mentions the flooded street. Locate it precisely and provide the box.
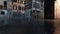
[54,20,60,34]
[0,16,60,34]
[0,16,44,34]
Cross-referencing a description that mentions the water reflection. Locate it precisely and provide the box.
[44,20,55,34]
[0,18,58,34]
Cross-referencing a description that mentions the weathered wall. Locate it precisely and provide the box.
[0,0,7,5]
[55,0,60,19]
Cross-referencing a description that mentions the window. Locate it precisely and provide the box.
[13,6,17,10]
[4,1,7,9]
[18,6,21,10]
[1,11,5,15]
[33,2,40,9]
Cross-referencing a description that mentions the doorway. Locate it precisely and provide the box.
[44,0,55,19]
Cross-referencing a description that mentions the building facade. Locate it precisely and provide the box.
[12,0,26,13]
[26,0,44,19]
[0,0,7,9]
[55,0,60,19]
[11,0,44,19]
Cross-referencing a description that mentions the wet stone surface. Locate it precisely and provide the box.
[0,14,55,34]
